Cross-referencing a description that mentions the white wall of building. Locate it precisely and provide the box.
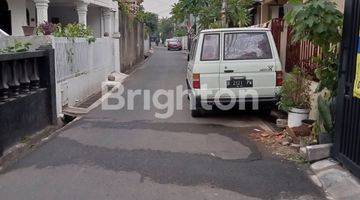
[3,0,121,116]
[49,6,78,25]
[26,0,36,26]
[7,0,27,36]
[52,37,115,116]
[88,6,102,38]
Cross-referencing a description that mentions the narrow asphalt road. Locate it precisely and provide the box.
[0,47,325,200]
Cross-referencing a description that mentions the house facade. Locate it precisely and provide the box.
[250,0,287,26]
[0,0,124,116]
[250,0,345,26]
[0,0,119,38]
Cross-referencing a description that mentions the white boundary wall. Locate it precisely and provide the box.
[1,35,120,117]
[52,37,116,116]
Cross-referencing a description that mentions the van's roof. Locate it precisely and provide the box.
[200,27,270,33]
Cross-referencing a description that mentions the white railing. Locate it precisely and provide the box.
[52,37,115,82]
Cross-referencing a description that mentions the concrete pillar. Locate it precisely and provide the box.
[114,9,119,33]
[260,3,269,24]
[33,0,49,25]
[8,0,28,36]
[280,24,288,72]
[103,9,113,35]
[113,8,121,72]
[76,1,89,25]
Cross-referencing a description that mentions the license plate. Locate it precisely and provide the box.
[227,77,253,88]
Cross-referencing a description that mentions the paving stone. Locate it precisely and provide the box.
[316,168,360,200]
[305,144,332,162]
[310,159,339,173]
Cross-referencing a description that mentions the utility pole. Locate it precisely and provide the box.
[187,14,192,50]
[221,0,227,28]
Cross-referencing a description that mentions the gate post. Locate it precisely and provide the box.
[333,0,360,158]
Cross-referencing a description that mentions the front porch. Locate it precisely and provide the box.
[1,0,119,38]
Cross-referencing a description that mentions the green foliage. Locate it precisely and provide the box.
[36,22,59,35]
[197,0,222,29]
[174,26,187,37]
[285,0,341,137]
[278,67,312,112]
[316,95,333,134]
[227,0,253,27]
[314,51,339,97]
[172,0,252,29]
[113,0,131,16]
[158,18,174,42]
[53,23,96,44]
[172,0,204,22]
[0,40,32,54]
[285,0,343,97]
[285,0,343,51]
[137,10,159,34]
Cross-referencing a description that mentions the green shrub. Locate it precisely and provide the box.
[0,41,32,54]
[53,23,96,44]
[278,67,312,112]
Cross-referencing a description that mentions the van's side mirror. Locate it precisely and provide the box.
[187,53,190,62]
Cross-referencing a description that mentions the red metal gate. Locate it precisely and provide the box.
[270,18,283,52]
[285,27,300,72]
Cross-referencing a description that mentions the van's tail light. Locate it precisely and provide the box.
[276,71,283,86]
[193,73,200,89]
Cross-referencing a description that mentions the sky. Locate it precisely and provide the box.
[143,0,178,18]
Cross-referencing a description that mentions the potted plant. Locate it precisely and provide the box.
[278,67,311,128]
[36,22,59,35]
[285,0,342,142]
[22,26,36,36]
[313,95,334,144]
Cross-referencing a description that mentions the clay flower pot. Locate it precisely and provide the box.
[22,26,35,36]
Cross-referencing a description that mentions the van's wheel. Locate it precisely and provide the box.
[191,107,202,118]
[260,108,272,116]
[190,95,203,117]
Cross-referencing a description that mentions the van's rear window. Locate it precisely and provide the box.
[224,32,273,60]
[201,34,220,61]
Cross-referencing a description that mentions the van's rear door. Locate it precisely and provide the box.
[219,31,277,99]
[193,33,221,98]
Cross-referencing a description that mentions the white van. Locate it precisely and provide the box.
[186,28,283,117]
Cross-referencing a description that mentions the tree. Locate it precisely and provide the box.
[158,18,174,43]
[285,0,343,97]
[171,0,204,23]
[285,0,342,53]
[174,26,187,37]
[171,0,253,30]
[197,0,222,29]
[137,10,159,34]
[227,0,253,27]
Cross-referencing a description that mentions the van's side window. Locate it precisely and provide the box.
[224,33,272,60]
[201,34,220,61]
[190,38,198,60]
